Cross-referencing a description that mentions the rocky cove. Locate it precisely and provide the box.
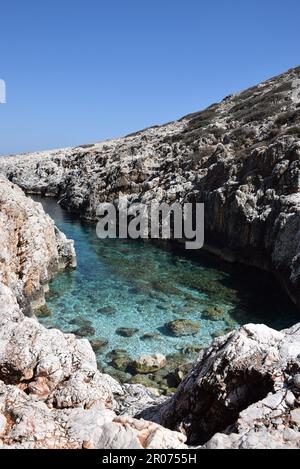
[33,195,298,394]
[0,66,300,448]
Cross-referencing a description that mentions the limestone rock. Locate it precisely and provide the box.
[2,67,300,310]
[0,176,76,314]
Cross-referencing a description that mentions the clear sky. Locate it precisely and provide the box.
[0,0,299,155]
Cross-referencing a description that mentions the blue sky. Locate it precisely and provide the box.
[0,0,299,155]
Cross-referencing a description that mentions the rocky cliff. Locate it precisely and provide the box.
[0,177,299,448]
[0,176,76,314]
[1,66,300,309]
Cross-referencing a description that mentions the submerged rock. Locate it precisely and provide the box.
[141,332,162,341]
[72,325,96,337]
[34,304,52,318]
[97,306,116,315]
[103,366,132,384]
[106,349,129,361]
[90,338,109,352]
[69,317,93,328]
[151,281,181,296]
[201,305,225,321]
[129,374,159,389]
[165,319,200,336]
[116,327,139,337]
[110,356,131,372]
[131,354,167,374]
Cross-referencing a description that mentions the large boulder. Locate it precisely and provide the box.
[131,354,167,374]
[165,319,200,336]
[149,322,300,448]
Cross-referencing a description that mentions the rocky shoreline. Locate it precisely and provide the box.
[2,66,300,309]
[0,66,300,448]
[0,174,299,449]
[0,177,186,448]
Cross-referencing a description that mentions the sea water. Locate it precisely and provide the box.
[32,196,299,377]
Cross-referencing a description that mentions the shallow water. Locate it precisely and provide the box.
[33,196,298,381]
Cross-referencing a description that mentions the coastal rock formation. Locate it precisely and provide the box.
[0,179,299,448]
[147,323,300,449]
[0,176,76,314]
[0,261,187,448]
[131,354,167,374]
[1,268,299,448]
[1,67,300,449]
[1,66,300,309]
[166,319,200,336]
[0,178,188,448]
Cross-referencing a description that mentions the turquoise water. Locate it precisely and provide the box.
[33,196,299,386]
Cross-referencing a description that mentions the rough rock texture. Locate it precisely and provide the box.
[0,176,76,313]
[1,68,300,449]
[146,323,300,448]
[0,179,187,449]
[1,66,300,308]
[0,268,187,448]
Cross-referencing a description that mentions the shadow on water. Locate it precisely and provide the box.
[166,242,299,330]
[31,195,298,367]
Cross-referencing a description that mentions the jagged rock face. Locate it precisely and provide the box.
[0,283,186,449]
[0,176,76,313]
[147,323,300,448]
[0,179,187,449]
[0,180,299,448]
[1,66,300,308]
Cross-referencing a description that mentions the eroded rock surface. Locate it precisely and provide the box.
[0,176,76,313]
[147,323,300,448]
[1,67,300,448]
[1,66,300,307]
[0,283,187,449]
[0,178,187,449]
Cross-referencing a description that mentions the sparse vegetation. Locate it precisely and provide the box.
[282,126,300,137]
[275,109,300,126]
[230,126,257,145]
[244,104,283,123]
